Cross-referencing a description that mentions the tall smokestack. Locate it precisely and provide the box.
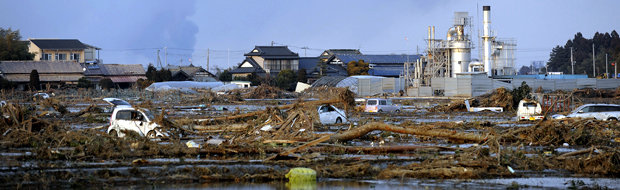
[482,5,492,77]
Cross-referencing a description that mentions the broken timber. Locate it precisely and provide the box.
[329,122,489,143]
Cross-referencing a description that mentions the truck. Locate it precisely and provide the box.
[516,99,544,121]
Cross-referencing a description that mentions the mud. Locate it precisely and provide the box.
[1,87,619,188]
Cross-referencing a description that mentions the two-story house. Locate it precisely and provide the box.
[230,46,299,78]
[28,39,100,63]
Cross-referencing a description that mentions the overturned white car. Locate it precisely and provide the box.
[318,104,348,124]
[106,106,164,138]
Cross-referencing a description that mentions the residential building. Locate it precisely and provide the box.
[229,57,266,78]
[230,46,299,77]
[84,64,146,89]
[167,64,217,82]
[299,57,346,83]
[319,49,361,63]
[0,61,84,90]
[326,54,421,77]
[28,39,100,63]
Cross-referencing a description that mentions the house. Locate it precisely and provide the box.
[319,49,361,63]
[229,57,266,78]
[299,57,347,83]
[167,64,217,82]
[326,54,421,77]
[28,39,100,63]
[230,46,299,77]
[0,61,84,90]
[84,64,146,89]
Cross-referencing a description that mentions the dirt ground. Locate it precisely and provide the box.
[0,87,619,188]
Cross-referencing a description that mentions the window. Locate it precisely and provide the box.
[55,53,66,60]
[116,110,132,120]
[367,100,377,105]
[523,103,537,108]
[379,100,387,105]
[42,53,52,60]
[71,53,80,61]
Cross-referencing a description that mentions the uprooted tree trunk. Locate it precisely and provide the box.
[329,122,489,143]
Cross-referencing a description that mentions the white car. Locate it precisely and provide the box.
[107,107,164,138]
[552,104,620,121]
[365,98,401,113]
[318,105,348,124]
[516,100,544,121]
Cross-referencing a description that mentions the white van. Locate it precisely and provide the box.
[516,100,544,121]
[365,98,401,113]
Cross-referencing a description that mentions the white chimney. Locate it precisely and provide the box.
[482,5,492,77]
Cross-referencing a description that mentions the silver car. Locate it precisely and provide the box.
[552,104,620,121]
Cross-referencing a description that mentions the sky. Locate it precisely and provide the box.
[1,0,619,73]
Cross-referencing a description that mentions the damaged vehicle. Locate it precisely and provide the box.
[517,99,544,121]
[107,107,164,138]
[552,104,620,121]
[318,104,348,124]
[365,98,401,113]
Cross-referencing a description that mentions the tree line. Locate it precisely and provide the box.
[547,30,620,78]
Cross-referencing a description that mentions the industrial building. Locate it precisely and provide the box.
[401,5,620,97]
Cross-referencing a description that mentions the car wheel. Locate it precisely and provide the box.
[378,109,383,113]
[146,130,157,138]
[335,117,342,124]
[109,129,118,137]
[608,117,618,121]
[395,109,401,113]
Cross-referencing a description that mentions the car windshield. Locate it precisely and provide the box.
[523,103,537,108]
[110,100,131,106]
[142,110,156,121]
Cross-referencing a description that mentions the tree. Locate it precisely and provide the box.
[136,78,153,89]
[0,28,34,60]
[511,81,532,109]
[0,77,13,89]
[146,64,157,81]
[518,65,532,75]
[77,77,93,88]
[276,69,297,91]
[29,69,40,91]
[547,30,620,77]
[99,78,114,90]
[297,69,307,83]
[219,70,232,81]
[347,60,369,76]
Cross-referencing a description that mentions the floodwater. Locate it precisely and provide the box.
[119,177,620,189]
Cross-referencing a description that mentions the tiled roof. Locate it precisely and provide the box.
[230,57,266,74]
[311,76,348,87]
[244,46,299,59]
[299,57,319,70]
[30,39,87,50]
[101,64,145,76]
[0,61,83,73]
[320,49,361,58]
[332,54,421,65]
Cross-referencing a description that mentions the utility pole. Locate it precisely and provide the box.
[592,44,596,78]
[157,49,162,68]
[301,46,308,56]
[271,41,274,46]
[570,47,574,75]
[606,53,609,79]
[207,48,210,73]
[164,47,168,68]
[227,48,230,67]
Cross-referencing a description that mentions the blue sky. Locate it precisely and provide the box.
[1,0,618,73]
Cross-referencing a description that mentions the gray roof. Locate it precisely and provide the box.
[244,46,299,59]
[320,49,361,58]
[311,76,348,87]
[0,61,83,74]
[30,39,87,50]
[330,54,421,65]
[230,57,265,74]
[167,64,207,76]
[299,57,320,71]
[101,64,145,76]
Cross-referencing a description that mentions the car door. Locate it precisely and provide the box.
[575,106,596,119]
[114,110,141,135]
[379,100,387,112]
[130,110,149,135]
